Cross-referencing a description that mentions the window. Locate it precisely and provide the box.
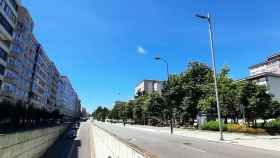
[0,12,13,36]
[0,0,16,25]
[0,64,5,75]
[0,46,7,61]
[3,83,16,93]
[8,0,17,11]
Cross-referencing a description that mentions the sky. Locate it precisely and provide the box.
[21,0,280,113]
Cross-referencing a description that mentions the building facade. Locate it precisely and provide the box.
[0,2,82,118]
[0,0,21,100]
[60,76,78,117]
[245,53,280,102]
[249,53,280,76]
[1,6,35,103]
[135,80,163,97]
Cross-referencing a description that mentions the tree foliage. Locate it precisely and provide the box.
[92,61,280,127]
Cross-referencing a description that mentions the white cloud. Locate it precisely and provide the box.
[137,46,147,54]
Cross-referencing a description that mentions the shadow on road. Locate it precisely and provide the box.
[41,133,82,158]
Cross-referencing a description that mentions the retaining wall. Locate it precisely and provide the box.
[0,125,67,158]
[92,124,158,158]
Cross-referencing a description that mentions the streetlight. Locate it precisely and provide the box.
[155,56,169,80]
[155,56,174,134]
[117,92,126,127]
[196,13,224,141]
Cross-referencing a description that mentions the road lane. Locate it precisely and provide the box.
[94,121,280,158]
[42,121,94,158]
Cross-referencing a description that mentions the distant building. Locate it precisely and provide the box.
[81,107,87,117]
[60,76,78,117]
[115,101,126,106]
[75,97,81,118]
[135,80,163,97]
[244,53,280,102]
[249,53,280,76]
[29,46,53,109]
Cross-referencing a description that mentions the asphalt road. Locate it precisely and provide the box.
[42,121,95,158]
[95,121,280,158]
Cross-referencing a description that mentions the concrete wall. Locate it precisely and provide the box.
[0,125,67,158]
[92,124,157,158]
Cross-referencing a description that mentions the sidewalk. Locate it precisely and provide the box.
[120,124,280,152]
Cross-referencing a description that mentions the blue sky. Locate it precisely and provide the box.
[22,0,280,112]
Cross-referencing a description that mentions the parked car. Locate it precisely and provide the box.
[72,124,79,130]
[67,130,77,139]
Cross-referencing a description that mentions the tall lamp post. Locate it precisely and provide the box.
[155,56,174,134]
[196,13,224,141]
[117,92,126,127]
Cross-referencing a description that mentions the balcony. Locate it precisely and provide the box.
[8,0,18,11]
[4,76,17,84]
[0,12,14,37]
[7,64,18,72]
[1,90,16,100]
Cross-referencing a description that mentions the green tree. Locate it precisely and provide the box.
[181,62,213,124]
[145,92,166,125]
[217,66,240,123]
[271,100,280,118]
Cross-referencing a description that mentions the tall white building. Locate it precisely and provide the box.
[245,53,280,101]
[135,80,163,97]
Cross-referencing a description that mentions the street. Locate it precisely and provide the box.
[42,121,95,158]
[95,121,280,158]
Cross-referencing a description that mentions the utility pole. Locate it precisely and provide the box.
[155,56,173,134]
[196,13,224,141]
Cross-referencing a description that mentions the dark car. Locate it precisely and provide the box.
[71,124,79,130]
[67,130,77,139]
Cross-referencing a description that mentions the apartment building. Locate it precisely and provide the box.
[60,76,78,117]
[135,80,163,97]
[1,6,36,102]
[0,3,82,118]
[245,53,280,101]
[249,53,280,76]
[48,62,59,109]
[0,0,21,100]
[75,97,81,117]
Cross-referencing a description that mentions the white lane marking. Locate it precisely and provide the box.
[184,146,206,153]
[89,123,94,158]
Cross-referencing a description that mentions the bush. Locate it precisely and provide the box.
[227,124,244,132]
[227,124,266,134]
[264,119,280,129]
[201,121,227,131]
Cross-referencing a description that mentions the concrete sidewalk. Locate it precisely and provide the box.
[117,123,280,152]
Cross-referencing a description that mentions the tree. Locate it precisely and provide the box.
[271,100,280,118]
[238,81,273,126]
[181,62,213,124]
[145,92,166,126]
[217,66,240,123]
[126,101,135,120]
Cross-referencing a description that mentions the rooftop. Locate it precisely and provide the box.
[238,72,280,82]
[249,52,280,69]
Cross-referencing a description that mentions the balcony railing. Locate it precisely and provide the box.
[4,77,17,84]
[0,12,13,36]
[8,0,17,11]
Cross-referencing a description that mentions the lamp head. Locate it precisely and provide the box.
[155,56,161,60]
[195,14,209,20]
